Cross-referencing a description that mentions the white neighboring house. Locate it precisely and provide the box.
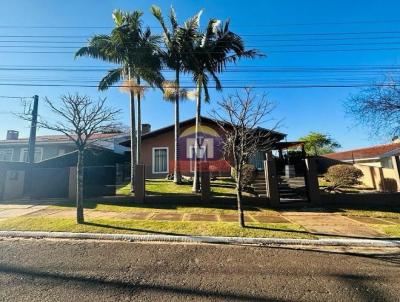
[0,130,130,163]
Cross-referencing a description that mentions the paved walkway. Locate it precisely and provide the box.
[0,203,398,238]
[281,212,389,238]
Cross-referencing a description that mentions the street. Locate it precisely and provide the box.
[0,239,399,301]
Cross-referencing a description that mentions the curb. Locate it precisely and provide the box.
[0,231,399,247]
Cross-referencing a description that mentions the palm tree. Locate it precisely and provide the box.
[151,5,201,183]
[75,10,163,193]
[187,19,261,192]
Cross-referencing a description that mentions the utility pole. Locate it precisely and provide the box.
[27,95,39,164]
[24,95,38,196]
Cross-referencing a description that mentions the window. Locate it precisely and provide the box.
[0,148,13,161]
[58,148,66,156]
[20,147,43,163]
[152,147,168,174]
[381,157,394,169]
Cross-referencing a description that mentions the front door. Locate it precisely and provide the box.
[250,151,265,170]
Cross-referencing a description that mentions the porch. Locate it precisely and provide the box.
[249,142,320,205]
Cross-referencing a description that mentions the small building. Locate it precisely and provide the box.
[323,142,400,192]
[323,142,400,169]
[0,130,130,163]
[120,116,287,179]
[0,131,130,201]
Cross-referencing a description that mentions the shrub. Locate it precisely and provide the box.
[324,164,363,189]
[231,164,256,187]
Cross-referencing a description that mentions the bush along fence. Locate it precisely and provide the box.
[317,155,400,193]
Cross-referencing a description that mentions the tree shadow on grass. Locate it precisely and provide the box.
[53,194,267,212]
[82,221,183,236]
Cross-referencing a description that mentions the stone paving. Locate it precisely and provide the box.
[282,214,387,238]
[0,202,399,238]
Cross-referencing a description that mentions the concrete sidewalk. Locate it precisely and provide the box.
[0,202,399,239]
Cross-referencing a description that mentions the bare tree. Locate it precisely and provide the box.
[35,94,120,223]
[346,80,400,139]
[211,88,278,227]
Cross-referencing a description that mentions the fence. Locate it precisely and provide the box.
[0,162,117,201]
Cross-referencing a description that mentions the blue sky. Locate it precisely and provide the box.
[0,0,400,150]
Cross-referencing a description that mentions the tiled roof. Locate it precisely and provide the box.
[323,142,400,161]
[119,116,286,147]
[0,132,124,144]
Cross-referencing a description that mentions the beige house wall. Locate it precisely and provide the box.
[354,156,400,192]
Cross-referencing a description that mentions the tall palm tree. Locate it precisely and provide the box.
[187,19,261,192]
[151,5,201,183]
[75,10,163,193]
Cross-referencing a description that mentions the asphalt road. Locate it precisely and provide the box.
[0,239,399,301]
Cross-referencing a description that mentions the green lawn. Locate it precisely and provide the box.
[0,217,314,239]
[372,225,400,237]
[331,207,400,219]
[50,179,278,216]
[118,178,240,196]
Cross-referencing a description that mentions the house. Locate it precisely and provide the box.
[0,130,130,163]
[322,142,400,191]
[323,141,400,169]
[120,116,286,179]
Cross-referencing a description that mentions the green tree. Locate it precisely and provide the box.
[299,132,341,156]
[187,19,261,192]
[75,10,163,193]
[151,6,202,184]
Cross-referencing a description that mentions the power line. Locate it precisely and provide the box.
[0,95,34,99]
[5,35,400,44]
[0,82,394,89]
[1,47,400,54]
[0,19,400,29]
[2,30,400,39]
[4,40,400,49]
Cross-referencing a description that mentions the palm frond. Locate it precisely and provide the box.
[98,68,124,91]
[75,35,116,62]
[151,5,171,43]
[184,10,203,31]
[169,6,178,31]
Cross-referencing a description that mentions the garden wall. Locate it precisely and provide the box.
[317,155,400,192]
[322,192,400,207]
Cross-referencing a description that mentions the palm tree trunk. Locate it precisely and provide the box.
[192,81,202,193]
[174,68,181,183]
[136,77,142,164]
[129,72,137,192]
[76,148,84,224]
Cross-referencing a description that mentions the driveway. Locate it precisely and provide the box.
[0,239,399,301]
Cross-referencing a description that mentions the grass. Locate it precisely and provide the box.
[318,177,375,193]
[50,179,279,216]
[0,217,315,239]
[117,178,240,196]
[331,207,400,219]
[372,225,400,237]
